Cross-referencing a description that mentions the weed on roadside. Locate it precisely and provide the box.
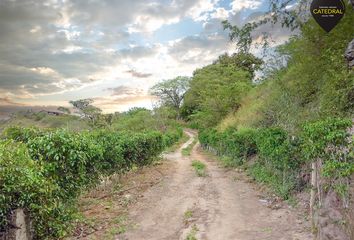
[182,139,197,156]
[191,160,206,177]
[185,225,198,240]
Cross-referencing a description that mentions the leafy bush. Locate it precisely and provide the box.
[302,118,353,193]
[2,126,45,142]
[1,126,182,238]
[0,140,73,239]
[199,128,257,165]
[26,130,104,199]
[200,126,302,198]
[162,127,183,147]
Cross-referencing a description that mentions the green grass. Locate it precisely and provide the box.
[104,215,129,239]
[165,133,190,152]
[191,160,206,177]
[185,225,198,240]
[182,139,197,156]
[184,209,193,219]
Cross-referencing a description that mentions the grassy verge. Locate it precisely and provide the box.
[182,138,197,156]
[165,133,189,153]
[191,160,206,177]
[185,225,198,240]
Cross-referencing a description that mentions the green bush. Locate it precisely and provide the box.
[302,118,353,193]
[119,131,165,167]
[199,128,257,165]
[200,126,302,198]
[0,140,73,239]
[26,130,104,199]
[2,126,45,142]
[1,126,182,238]
[162,127,183,147]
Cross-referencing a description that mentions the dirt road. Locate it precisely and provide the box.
[121,130,312,240]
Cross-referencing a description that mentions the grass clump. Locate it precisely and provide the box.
[182,139,197,156]
[185,225,198,240]
[184,209,193,220]
[191,160,206,177]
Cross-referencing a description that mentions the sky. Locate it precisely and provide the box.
[0,0,293,116]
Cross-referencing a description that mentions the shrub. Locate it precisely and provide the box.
[2,126,45,142]
[199,128,257,165]
[1,126,182,238]
[87,130,126,175]
[26,130,104,199]
[302,118,353,193]
[162,127,183,147]
[200,126,302,198]
[0,140,73,239]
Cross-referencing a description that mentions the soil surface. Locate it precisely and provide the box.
[70,130,312,240]
[120,130,312,240]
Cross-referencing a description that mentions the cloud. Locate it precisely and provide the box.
[211,7,230,19]
[0,97,24,106]
[230,0,262,13]
[106,86,145,96]
[0,0,294,113]
[94,95,158,112]
[168,34,232,64]
[126,70,153,78]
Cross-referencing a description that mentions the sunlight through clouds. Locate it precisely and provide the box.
[0,0,290,114]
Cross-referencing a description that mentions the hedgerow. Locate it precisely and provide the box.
[0,126,181,239]
[199,118,353,199]
[0,140,73,239]
[199,127,257,165]
[301,118,353,195]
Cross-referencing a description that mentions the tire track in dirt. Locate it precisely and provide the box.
[121,130,312,240]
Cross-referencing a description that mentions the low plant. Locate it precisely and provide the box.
[182,139,197,156]
[191,160,206,177]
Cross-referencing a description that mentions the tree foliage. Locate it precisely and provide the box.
[181,53,261,128]
[150,76,190,115]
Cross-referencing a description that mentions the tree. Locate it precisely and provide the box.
[223,0,353,66]
[214,53,263,79]
[150,76,190,116]
[70,99,101,118]
[181,56,254,128]
[69,99,102,126]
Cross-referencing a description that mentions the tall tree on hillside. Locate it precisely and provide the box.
[69,99,102,126]
[215,53,263,78]
[222,0,354,66]
[150,76,190,117]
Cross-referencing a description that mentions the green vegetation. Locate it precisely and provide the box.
[183,5,354,238]
[181,53,260,128]
[185,3,354,202]
[182,139,197,156]
[0,111,90,132]
[0,104,183,239]
[1,2,353,239]
[191,160,206,177]
[184,209,193,220]
[185,225,199,240]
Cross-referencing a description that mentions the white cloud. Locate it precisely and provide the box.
[211,7,230,19]
[0,0,294,113]
[231,0,262,13]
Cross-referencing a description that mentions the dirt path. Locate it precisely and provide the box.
[121,130,312,240]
